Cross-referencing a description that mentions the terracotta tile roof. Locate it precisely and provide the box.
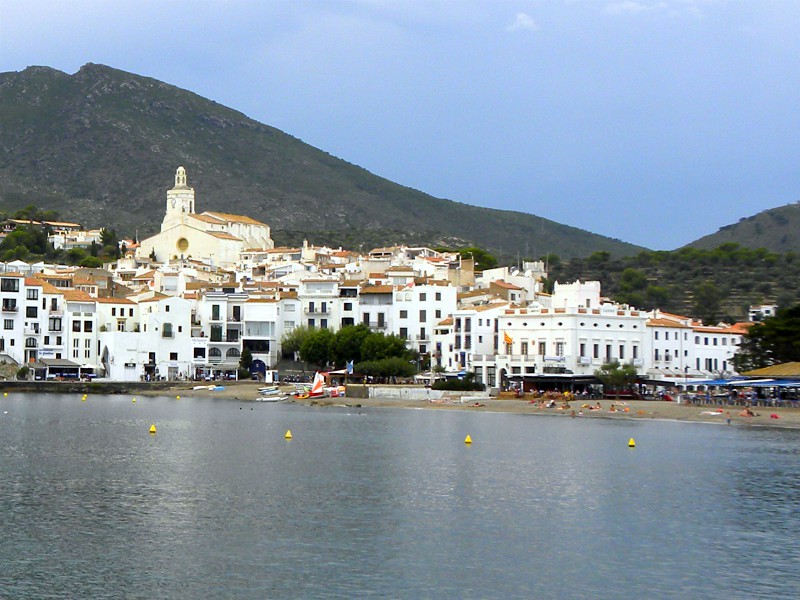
[360,285,395,294]
[62,289,95,302]
[476,302,508,312]
[202,211,266,226]
[96,297,136,304]
[133,271,156,280]
[491,280,523,290]
[438,317,454,326]
[206,231,242,241]
[24,278,43,286]
[647,318,690,328]
[189,213,226,224]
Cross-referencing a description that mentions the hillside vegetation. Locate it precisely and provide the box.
[688,202,800,253]
[0,63,641,260]
[546,243,799,323]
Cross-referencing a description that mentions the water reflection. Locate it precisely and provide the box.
[0,395,798,599]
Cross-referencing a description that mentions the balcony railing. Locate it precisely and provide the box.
[364,321,387,329]
[2,305,18,312]
[304,307,330,314]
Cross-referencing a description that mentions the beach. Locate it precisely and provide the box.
[147,381,800,429]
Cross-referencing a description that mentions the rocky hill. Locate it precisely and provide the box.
[0,63,642,259]
[687,202,800,252]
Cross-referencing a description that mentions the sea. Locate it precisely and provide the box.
[1,393,798,599]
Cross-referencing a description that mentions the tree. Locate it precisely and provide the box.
[733,305,800,372]
[594,361,638,399]
[361,333,409,361]
[329,324,371,367]
[299,327,335,369]
[693,281,722,324]
[280,325,312,358]
[458,247,498,270]
[239,347,254,380]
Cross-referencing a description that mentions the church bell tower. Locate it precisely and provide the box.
[162,166,196,231]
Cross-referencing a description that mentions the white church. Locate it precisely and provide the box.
[136,166,274,267]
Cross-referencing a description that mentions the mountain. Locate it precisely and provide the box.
[0,63,642,259]
[687,203,800,253]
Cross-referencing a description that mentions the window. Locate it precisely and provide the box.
[226,348,240,358]
[3,319,12,330]
[344,302,353,311]
[1,278,20,292]
[400,310,408,319]
[539,341,547,356]
[308,318,315,328]
[48,317,61,332]
[194,347,206,358]
[129,308,133,317]
[655,331,659,340]
[464,335,471,349]
[556,342,564,356]
[27,289,38,300]
[320,319,328,329]
[521,342,529,355]
[209,347,222,359]
[212,305,221,320]
[619,344,625,360]
[26,306,37,318]
[112,308,117,316]
[84,321,93,332]
[73,321,81,332]
[593,343,599,359]
[57,336,62,345]
[435,292,441,301]
[165,305,170,313]
[435,310,441,319]
[399,327,408,340]
[162,323,173,338]
[633,346,638,359]
[169,352,178,360]
[44,336,50,345]
[25,337,37,348]
[419,310,427,322]
[2,299,17,312]
[579,343,586,357]
[419,293,427,301]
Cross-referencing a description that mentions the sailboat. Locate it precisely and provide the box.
[295,372,327,399]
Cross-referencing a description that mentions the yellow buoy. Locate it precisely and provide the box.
[3,392,7,397]
[132,397,137,403]
[464,434,472,444]
[284,429,293,440]
[176,395,180,400]
[628,438,636,448]
[81,397,87,402]
[149,424,157,434]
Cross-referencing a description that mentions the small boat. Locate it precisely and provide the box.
[256,395,287,403]
[258,386,281,396]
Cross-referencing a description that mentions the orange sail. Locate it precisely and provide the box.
[309,372,326,397]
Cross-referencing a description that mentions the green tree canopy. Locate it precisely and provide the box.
[280,325,312,358]
[594,360,638,398]
[299,327,335,369]
[329,324,372,367]
[733,305,800,372]
[361,333,410,362]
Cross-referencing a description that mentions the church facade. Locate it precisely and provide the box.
[136,167,274,267]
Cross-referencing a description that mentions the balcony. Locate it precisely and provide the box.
[2,305,18,312]
[24,326,41,335]
[304,307,330,315]
[364,321,387,330]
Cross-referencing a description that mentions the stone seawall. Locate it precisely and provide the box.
[346,385,490,401]
[0,381,176,395]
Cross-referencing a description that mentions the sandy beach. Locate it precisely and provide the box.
[146,381,800,429]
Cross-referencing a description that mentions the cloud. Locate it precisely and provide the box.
[506,12,540,32]
[604,1,667,15]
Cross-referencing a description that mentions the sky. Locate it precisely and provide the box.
[1,0,799,250]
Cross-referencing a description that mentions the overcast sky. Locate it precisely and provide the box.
[2,0,799,250]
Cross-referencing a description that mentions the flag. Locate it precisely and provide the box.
[346,360,354,375]
[504,331,513,345]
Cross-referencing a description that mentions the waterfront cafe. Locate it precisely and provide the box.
[31,358,82,380]
[682,362,800,407]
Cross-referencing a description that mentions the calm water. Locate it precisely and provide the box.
[1,394,798,599]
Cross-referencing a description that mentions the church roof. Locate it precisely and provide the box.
[189,214,226,224]
[203,211,266,226]
[207,231,242,241]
